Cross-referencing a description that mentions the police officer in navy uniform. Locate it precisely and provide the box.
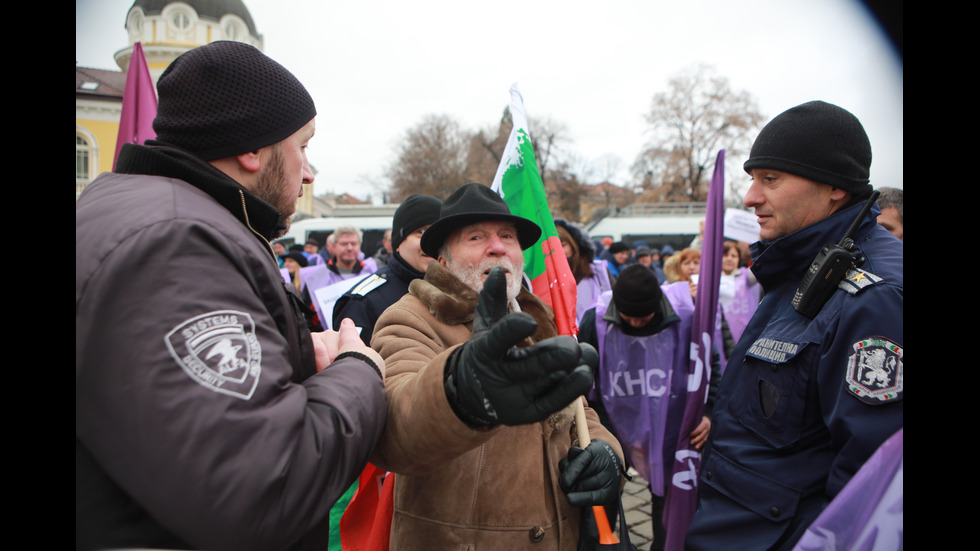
[685,101,903,550]
[333,194,443,345]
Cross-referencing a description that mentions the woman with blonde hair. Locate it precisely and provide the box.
[282,250,308,292]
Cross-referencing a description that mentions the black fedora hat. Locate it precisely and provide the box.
[420,182,542,258]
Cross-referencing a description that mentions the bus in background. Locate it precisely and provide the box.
[275,215,394,259]
[586,203,705,253]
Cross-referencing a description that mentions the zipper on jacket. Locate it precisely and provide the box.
[239,190,279,264]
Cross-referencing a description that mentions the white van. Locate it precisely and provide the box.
[276,215,394,257]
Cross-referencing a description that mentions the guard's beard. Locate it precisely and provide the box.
[251,144,294,238]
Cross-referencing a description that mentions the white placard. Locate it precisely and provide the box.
[724,208,761,243]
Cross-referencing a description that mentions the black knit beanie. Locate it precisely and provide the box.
[609,241,630,254]
[391,194,442,251]
[284,251,308,268]
[613,264,662,317]
[744,101,872,198]
[153,41,317,161]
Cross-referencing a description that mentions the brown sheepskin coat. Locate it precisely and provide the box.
[370,262,623,550]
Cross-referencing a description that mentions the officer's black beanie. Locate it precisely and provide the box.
[743,101,872,199]
[613,264,662,318]
[153,41,317,161]
[391,194,442,251]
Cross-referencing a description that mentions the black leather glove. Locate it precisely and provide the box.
[559,438,623,507]
[445,266,596,427]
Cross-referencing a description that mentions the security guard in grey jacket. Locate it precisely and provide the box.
[76,41,388,551]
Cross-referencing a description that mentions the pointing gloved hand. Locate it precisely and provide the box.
[445,266,596,427]
[559,438,624,507]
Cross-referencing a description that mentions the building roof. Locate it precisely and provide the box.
[76,65,126,100]
[335,193,369,205]
[128,0,259,35]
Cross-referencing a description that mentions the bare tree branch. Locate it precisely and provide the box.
[386,114,472,201]
[632,64,764,202]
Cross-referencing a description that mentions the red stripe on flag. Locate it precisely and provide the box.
[340,465,393,551]
[532,235,578,337]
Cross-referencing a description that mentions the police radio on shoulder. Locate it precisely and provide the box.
[792,190,880,319]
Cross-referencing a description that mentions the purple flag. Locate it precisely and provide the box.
[113,42,157,170]
[793,428,903,551]
[662,149,725,550]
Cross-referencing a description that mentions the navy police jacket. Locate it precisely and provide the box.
[685,200,903,550]
[332,251,425,345]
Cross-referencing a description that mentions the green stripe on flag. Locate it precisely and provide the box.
[499,128,554,280]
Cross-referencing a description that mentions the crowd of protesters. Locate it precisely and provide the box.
[77,39,901,551]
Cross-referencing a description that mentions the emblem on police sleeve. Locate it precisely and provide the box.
[846,337,902,404]
[165,310,262,400]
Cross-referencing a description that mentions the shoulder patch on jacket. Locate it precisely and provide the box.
[846,337,902,404]
[351,274,387,296]
[164,310,261,400]
[838,267,883,295]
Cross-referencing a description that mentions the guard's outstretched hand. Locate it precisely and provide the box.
[312,318,386,377]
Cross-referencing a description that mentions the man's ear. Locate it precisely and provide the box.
[236,150,263,173]
[829,186,854,211]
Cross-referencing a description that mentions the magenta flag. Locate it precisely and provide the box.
[663,149,725,550]
[113,42,157,170]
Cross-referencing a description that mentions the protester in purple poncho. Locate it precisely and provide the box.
[578,264,721,551]
[718,240,760,346]
[300,225,378,330]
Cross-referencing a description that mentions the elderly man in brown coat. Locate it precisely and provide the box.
[370,183,625,550]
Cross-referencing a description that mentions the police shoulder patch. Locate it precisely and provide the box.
[846,336,902,404]
[838,267,883,295]
[351,274,387,296]
[164,310,262,400]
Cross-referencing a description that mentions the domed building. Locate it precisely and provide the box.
[76,1,322,209]
[113,0,262,84]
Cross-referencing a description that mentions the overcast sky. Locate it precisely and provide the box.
[77,0,903,203]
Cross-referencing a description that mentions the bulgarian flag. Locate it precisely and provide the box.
[491,85,620,543]
[339,463,392,551]
[491,83,579,337]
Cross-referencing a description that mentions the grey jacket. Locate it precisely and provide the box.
[76,144,387,551]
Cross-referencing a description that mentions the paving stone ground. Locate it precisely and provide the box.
[620,468,654,550]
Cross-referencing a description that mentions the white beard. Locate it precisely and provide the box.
[449,255,525,302]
